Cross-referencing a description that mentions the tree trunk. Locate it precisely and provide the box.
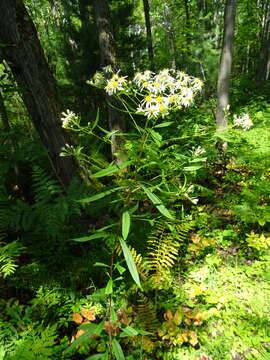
[257,1,270,81]
[142,0,154,70]
[216,0,237,129]
[183,0,191,63]
[0,0,75,187]
[93,0,125,164]
[161,4,176,69]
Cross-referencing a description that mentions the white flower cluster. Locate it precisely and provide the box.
[61,109,78,129]
[91,68,203,119]
[133,69,203,119]
[233,113,253,130]
[104,73,128,96]
[193,146,206,157]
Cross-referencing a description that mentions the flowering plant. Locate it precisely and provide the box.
[233,113,253,130]
[60,69,207,210]
[89,68,203,121]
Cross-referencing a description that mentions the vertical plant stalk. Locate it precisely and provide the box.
[107,244,115,360]
[142,0,154,70]
[216,0,237,129]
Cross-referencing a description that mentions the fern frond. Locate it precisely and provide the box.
[0,240,24,278]
[146,222,178,273]
[114,242,122,256]
[136,294,159,332]
[32,165,62,204]
[145,221,191,274]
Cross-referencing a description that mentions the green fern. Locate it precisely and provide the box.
[2,324,60,360]
[146,221,191,273]
[31,166,62,204]
[136,294,160,332]
[0,238,24,278]
[115,221,191,289]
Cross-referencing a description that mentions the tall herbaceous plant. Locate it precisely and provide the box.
[60,68,206,359]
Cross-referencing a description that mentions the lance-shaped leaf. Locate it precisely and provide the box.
[71,232,109,242]
[105,278,113,295]
[64,321,104,354]
[141,186,174,220]
[85,353,108,360]
[119,237,141,288]
[154,121,173,128]
[91,161,131,178]
[122,210,131,240]
[112,339,125,360]
[78,186,123,203]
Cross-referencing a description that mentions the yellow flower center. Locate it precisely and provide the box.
[159,104,168,113]
[109,80,118,88]
[145,95,152,102]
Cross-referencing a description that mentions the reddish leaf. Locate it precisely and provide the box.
[72,313,83,324]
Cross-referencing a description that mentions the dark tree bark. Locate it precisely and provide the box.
[216,0,237,129]
[93,0,116,68]
[93,0,125,164]
[142,0,154,70]
[257,1,270,81]
[0,0,75,187]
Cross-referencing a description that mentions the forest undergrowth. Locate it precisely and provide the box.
[1,89,270,360]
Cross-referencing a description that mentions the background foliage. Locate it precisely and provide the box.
[0,0,270,359]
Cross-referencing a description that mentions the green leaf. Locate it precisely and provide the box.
[115,263,126,274]
[91,161,131,178]
[119,326,139,337]
[149,129,162,146]
[183,165,203,172]
[136,329,153,335]
[141,186,174,220]
[129,202,139,214]
[91,108,100,132]
[112,339,125,360]
[78,187,122,203]
[189,157,207,163]
[64,322,104,354]
[94,262,110,268]
[258,219,266,226]
[122,211,131,240]
[114,276,124,281]
[71,232,109,242]
[154,121,174,128]
[105,278,113,295]
[119,237,141,288]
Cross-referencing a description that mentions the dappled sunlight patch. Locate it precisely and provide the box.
[180,255,270,359]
